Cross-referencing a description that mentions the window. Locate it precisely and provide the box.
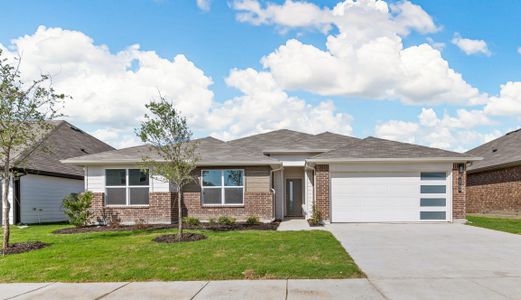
[421,185,446,194]
[105,169,149,206]
[201,169,244,205]
[420,211,446,220]
[420,198,446,207]
[421,172,446,180]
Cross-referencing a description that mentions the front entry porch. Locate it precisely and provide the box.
[273,166,314,220]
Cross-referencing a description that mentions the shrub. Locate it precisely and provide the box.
[218,216,236,225]
[208,218,217,225]
[182,216,201,226]
[308,204,322,226]
[62,192,93,227]
[245,216,260,225]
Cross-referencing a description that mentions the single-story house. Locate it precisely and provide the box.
[62,129,480,224]
[466,128,521,213]
[1,121,114,224]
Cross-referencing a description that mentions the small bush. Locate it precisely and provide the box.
[182,216,201,226]
[208,218,217,225]
[62,192,93,227]
[218,216,236,225]
[308,208,322,226]
[246,216,260,225]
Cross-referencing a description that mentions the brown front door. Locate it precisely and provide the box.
[285,178,303,217]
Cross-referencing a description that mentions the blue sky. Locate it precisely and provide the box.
[0,0,520,150]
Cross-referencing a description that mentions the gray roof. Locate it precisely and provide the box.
[309,137,475,161]
[227,129,360,153]
[466,129,521,172]
[62,136,280,166]
[15,121,114,177]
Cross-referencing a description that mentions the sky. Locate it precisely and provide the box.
[0,0,520,151]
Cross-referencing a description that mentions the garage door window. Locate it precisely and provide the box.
[420,172,446,180]
[420,185,446,193]
[420,198,446,207]
[420,211,446,220]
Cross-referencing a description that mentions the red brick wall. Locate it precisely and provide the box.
[452,163,466,219]
[467,165,521,213]
[90,192,173,224]
[315,164,330,220]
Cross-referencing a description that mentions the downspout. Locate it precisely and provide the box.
[270,165,283,220]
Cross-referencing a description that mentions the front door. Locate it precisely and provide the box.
[285,178,303,217]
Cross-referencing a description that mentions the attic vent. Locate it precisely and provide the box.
[70,126,84,133]
[492,149,498,153]
[81,148,89,154]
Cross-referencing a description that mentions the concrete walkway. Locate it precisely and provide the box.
[0,279,384,300]
[328,223,521,300]
[277,219,325,231]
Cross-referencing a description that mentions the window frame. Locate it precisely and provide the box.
[105,168,150,206]
[200,169,245,206]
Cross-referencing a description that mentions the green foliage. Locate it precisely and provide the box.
[182,216,201,226]
[1,50,68,249]
[208,218,217,225]
[62,192,93,227]
[245,216,260,225]
[218,216,236,226]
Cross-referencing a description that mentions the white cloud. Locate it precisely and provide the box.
[1,26,353,146]
[234,0,483,105]
[196,0,211,11]
[375,108,496,151]
[209,68,353,140]
[426,37,445,50]
[485,81,521,116]
[518,47,521,55]
[451,33,491,56]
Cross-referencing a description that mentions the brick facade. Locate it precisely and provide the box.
[452,163,466,220]
[89,166,275,224]
[90,192,174,225]
[467,165,521,213]
[315,164,330,220]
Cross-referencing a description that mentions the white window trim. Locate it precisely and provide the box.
[201,169,245,206]
[105,169,150,207]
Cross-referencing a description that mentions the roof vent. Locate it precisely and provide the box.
[492,148,498,153]
[70,126,84,133]
[81,148,89,154]
[505,128,521,136]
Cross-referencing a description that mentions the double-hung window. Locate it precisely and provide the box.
[201,169,244,205]
[105,169,150,206]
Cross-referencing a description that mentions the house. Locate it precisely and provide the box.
[62,129,479,224]
[466,129,521,213]
[0,121,114,224]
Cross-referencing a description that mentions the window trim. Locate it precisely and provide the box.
[105,168,150,207]
[201,169,245,206]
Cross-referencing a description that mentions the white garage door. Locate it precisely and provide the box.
[331,172,450,222]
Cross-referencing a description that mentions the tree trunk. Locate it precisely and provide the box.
[177,189,182,240]
[2,170,11,253]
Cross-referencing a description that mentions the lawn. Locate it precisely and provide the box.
[0,225,363,282]
[467,215,521,234]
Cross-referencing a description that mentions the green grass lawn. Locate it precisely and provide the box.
[0,225,362,282]
[467,215,521,234]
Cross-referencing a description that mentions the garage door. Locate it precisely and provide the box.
[331,172,449,222]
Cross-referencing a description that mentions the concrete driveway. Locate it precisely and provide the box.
[328,223,521,299]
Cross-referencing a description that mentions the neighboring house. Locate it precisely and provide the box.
[0,121,114,224]
[466,129,521,213]
[62,129,479,224]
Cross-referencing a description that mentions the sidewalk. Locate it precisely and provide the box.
[0,279,383,300]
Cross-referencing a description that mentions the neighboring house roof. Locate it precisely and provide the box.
[308,137,479,162]
[466,129,521,173]
[14,120,114,178]
[62,137,281,166]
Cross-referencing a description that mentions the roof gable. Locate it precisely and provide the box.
[466,129,521,172]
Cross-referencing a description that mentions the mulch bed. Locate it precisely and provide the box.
[52,221,280,234]
[153,233,207,243]
[0,241,49,255]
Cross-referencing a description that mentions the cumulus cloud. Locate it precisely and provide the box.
[485,81,521,116]
[1,26,353,146]
[235,0,484,105]
[209,68,353,140]
[375,108,497,150]
[196,0,211,11]
[451,33,491,56]
[518,47,521,55]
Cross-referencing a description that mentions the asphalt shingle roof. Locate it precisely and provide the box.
[15,121,114,177]
[466,129,521,172]
[310,137,471,160]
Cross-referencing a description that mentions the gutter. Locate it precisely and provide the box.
[306,157,483,164]
[61,159,283,167]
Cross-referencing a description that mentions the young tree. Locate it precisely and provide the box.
[0,50,65,251]
[136,97,198,240]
